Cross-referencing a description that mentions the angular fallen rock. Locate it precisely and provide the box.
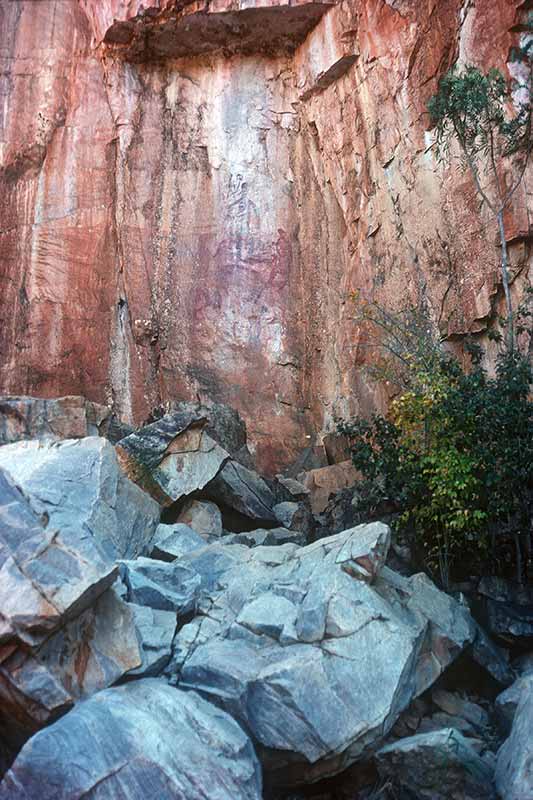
[0,468,116,649]
[334,521,390,582]
[177,498,223,538]
[495,673,533,735]
[150,523,205,561]
[496,681,533,800]
[166,400,252,463]
[469,623,514,687]
[127,604,177,677]
[204,459,277,525]
[0,467,142,747]
[273,500,314,542]
[119,557,200,613]
[476,576,533,642]
[223,527,306,547]
[0,680,262,800]
[431,689,489,732]
[0,588,141,745]
[376,728,496,800]
[169,523,477,784]
[297,460,358,514]
[0,396,111,446]
[0,438,160,561]
[116,410,229,505]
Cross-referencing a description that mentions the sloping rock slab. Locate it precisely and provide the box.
[495,674,533,732]
[376,728,496,800]
[0,680,262,800]
[204,459,277,525]
[116,410,229,505]
[119,557,200,613]
[150,523,205,561]
[0,438,160,561]
[0,468,116,649]
[169,523,476,784]
[127,604,177,678]
[167,400,251,462]
[0,589,140,745]
[224,528,306,547]
[495,680,533,800]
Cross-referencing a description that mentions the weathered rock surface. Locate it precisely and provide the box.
[204,459,277,526]
[168,523,477,783]
[2,1,529,474]
[150,523,206,561]
[0,679,263,800]
[495,674,533,733]
[117,412,229,505]
[495,681,533,800]
[119,557,200,614]
[299,462,359,515]
[0,588,141,746]
[0,468,116,649]
[475,576,533,643]
[0,437,160,561]
[127,604,177,678]
[376,728,496,800]
[0,396,122,446]
[273,501,314,542]
[177,499,223,539]
[224,527,306,547]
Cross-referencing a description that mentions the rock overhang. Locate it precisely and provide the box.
[79,0,338,60]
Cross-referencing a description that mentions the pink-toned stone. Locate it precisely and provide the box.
[1,0,530,476]
[0,396,111,445]
[298,460,359,514]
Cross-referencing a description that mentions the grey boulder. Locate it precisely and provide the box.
[223,527,306,547]
[376,728,496,800]
[177,498,223,539]
[150,523,205,561]
[127,604,178,677]
[475,576,533,643]
[273,501,314,542]
[0,680,262,800]
[0,468,115,648]
[496,681,533,800]
[0,588,141,744]
[0,437,160,561]
[0,469,141,745]
[170,523,477,783]
[495,674,533,733]
[119,557,200,614]
[204,459,277,525]
[116,411,229,505]
[116,410,275,525]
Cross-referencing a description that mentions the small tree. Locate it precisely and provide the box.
[428,44,533,350]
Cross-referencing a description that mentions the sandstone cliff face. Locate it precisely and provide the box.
[1,0,531,472]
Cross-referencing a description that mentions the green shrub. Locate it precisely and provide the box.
[338,305,533,587]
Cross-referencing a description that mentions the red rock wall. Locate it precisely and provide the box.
[1,0,531,473]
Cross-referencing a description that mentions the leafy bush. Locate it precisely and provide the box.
[338,304,533,587]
